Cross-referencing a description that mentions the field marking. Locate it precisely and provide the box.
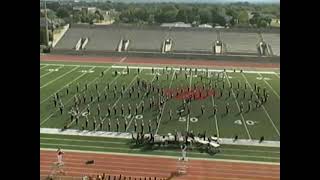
[240,73,280,137]
[40,66,112,105]
[40,66,107,126]
[258,73,280,99]
[274,73,280,79]
[225,72,252,140]
[126,74,157,132]
[40,66,80,89]
[186,71,192,132]
[67,68,132,129]
[40,66,64,79]
[40,137,279,154]
[40,64,49,69]
[41,63,278,74]
[40,142,279,160]
[211,95,220,138]
[155,70,176,135]
[41,148,280,165]
[119,57,127,63]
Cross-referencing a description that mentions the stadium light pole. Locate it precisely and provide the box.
[43,0,50,47]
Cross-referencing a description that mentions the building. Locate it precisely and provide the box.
[73,7,97,14]
[198,24,213,28]
[160,22,191,28]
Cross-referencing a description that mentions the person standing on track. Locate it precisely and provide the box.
[56,148,64,165]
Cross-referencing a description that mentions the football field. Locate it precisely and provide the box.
[40,61,280,142]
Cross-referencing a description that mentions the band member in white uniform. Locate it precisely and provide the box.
[180,144,187,161]
[57,148,64,165]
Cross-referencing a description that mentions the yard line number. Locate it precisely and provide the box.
[234,120,258,126]
[179,116,198,123]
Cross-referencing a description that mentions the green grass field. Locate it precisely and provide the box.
[40,133,279,163]
[40,61,280,142]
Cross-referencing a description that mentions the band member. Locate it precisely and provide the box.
[56,148,64,165]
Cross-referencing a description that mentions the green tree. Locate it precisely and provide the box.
[238,10,249,24]
[211,11,226,26]
[199,9,212,24]
[258,19,268,28]
[176,9,188,23]
[56,7,70,18]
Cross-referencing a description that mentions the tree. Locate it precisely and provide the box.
[56,7,70,19]
[211,11,226,26]
[176,9,187,23]
[238,10,249,24]
[199,9,212,24]
[147,14,155,24]
[73,12,81,23]
[257,19,268,28]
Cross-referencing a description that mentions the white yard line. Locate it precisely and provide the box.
[119,57,127,63]
[40,66,64,79]
[186,71,192,132]
[40,66,112,105]
[40,64,49,69]
[274,73,280,79]
[155,70,176,135]
[112,75,139,109]
[258,73,280,99]
[40,66,109,126]
[240,73,280,137]
[40,66,80,89]
[211,95,220,138]
[126,75,157,131]
[225,72,252,140]
[64,69,130,128]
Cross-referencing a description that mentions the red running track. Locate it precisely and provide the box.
[40,150,280,180]
[40,55,280,69]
